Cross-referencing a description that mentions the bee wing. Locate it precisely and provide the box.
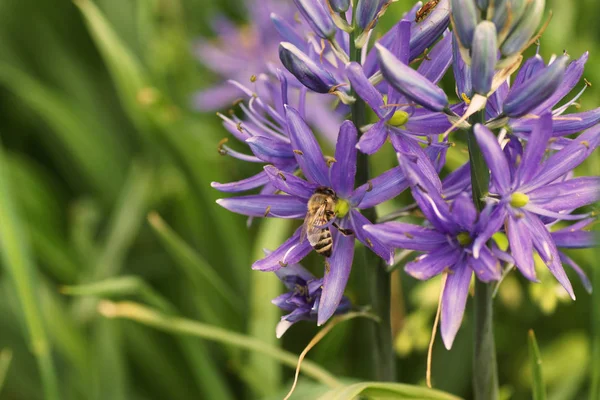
[304,205,328,247]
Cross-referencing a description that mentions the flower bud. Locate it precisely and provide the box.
[500,0,545,57]
[491,0,527,40]
[503,55,568,118]
[328,0,350,13]
[356,0,387,30]
[293,0,336,39]
[279,42,338,93]
[451,0,480,49]
[471,22,497,95]
[377,43,449,112]
[410,0,451,60]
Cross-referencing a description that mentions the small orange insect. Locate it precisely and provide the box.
[415,0,441,23]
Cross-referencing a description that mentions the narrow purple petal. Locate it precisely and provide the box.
[356,0,387,30]
[551,219,597,249]
[318,233,355,325]
[403,110,452,134]
[506,215,538,282]
[246,136,295,164]
[377,43,449,112]
[285,105,331,186]
[517,113,553,185]
[293,0,335,39]
[264,165,318,200]
[441,260,472,349]
[274,262,315,285]
[356,120,389,155]
[416,33,453,84]
[524,214,575,299]
[472,205,507,258]
[346,62,385,117]
[351,210,394,265]
[470,247,501,282]
[473,124,511,192]
[279,42,337,93]
[363,222,448,251]
[452,34,472,98]
[253,227,310,271]
[559,252,592,294]
[531,52,589,115]
[528,176,600,212]
[405,247,461,280]
[354,166,410,209]
[216,195,306,218]
[450,193,478,230]
[442,162,471,199]
[409,0,450,61]
[270,13,306,49]
[211,171,270,193]
[330,121,358,197]
[526,125,600,190]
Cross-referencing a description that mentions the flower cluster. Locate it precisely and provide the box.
[209,0,599,346]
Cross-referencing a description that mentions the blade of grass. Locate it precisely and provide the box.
[528,330,546,400]
[63,276,235,399]
[0,140,60,400]
[147,212,241,318]
[99,300,341,389]
[0,349,13,395]
[245,218,293,396]
[0,63,124,200]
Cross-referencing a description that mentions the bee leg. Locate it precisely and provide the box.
[332,222,354,236]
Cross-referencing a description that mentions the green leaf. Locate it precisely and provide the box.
[317,382,463,400]
[0,349,13,395]
[528,330,546,400]
[0,63,125,200]
[0,141,60,400]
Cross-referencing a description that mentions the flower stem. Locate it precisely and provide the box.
[467,111,499,400]
[349,27,396,382]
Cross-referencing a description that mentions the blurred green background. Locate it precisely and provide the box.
[0,0,598,399]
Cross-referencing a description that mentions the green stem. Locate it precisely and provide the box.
[349,27,395,382]
[467,111,499,400]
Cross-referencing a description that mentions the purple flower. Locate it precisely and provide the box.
[272,260,351,337]
[364,153,502,349]
[217,107,413,324]
[346,23,455,154]
[472,116,600,298]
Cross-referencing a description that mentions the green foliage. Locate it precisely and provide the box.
[0,0,597,399]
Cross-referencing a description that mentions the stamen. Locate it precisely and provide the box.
[264,205,271,217]
[510,192,529,208]
[217,138,229,155]
[293,149,304,156]
[250,74,257,83]
[461,93,471,105]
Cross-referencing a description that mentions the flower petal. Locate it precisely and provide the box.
[506,214,538,282]
[346,62,385,117]
[450,192,478,230]
[253,227,312,271]
[246,136,294,164]
[441,259,472,349]
[211,171,270,193]
[517,113,553,185]
[473,124,511,192]
[216,195,306,218]
[405,246,461,280]
[472,204,507,258]
[559,252,592,294]
[264,165,318,200]
[377,43,449,112]
[417,29,453,84]
[356,120,389,155]
[528,176,600,212]
[354,166,410,209]
[318,232,355,325]
[330,121,358,198]
[285,105,331,186]
[470,247,501,282]
[351,210,394,265]
[523,213,575,299]
[363,221,448,251]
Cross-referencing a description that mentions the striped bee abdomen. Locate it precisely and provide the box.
[313,228,333,257]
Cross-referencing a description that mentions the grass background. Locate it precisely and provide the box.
[0,0,598,399]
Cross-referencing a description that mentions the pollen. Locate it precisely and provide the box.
[388,110,410,127]
[461,93,471,105]
[510,192,530,208]
[456,232,472,246]
[335,198,351,218]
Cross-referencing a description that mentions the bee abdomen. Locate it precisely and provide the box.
[313,229,333,257]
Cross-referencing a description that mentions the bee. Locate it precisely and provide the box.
[301,187,353,258]
[415,0,440,23]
